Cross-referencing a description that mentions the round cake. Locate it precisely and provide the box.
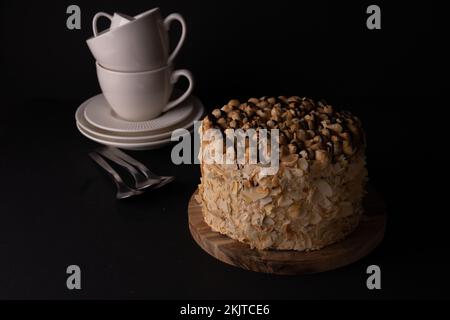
[197,96,367,251]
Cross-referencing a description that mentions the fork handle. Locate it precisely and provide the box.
[105,147,154,178]
[89,152,127,192]
[97,148,140,176]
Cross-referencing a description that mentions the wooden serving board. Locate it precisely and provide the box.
[188,187,386,275]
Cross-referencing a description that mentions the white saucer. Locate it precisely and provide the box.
[84,93,195,133]
[75,94,204,142]
[75,94,204,150]
[77,122,192,150]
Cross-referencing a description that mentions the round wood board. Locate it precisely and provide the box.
[188,187,386,275]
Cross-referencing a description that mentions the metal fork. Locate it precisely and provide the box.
[89,152,143,199]
[96,148,161,190]
[103,147,176,188]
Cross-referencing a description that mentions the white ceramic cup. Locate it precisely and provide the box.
[92,12,134,34]
[96,62,194,121]
[87,7,186,72]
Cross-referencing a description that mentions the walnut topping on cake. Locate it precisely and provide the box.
[203,96,364,162]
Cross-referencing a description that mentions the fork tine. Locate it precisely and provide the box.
[152,176,176,189]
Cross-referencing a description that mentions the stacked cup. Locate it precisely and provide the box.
[86,8,194,121]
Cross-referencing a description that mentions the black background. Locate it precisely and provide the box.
[0,0,448,299]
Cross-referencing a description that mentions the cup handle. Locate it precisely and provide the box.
[163,69,194,113]
[164,13,187,64]
[93,12,113,36]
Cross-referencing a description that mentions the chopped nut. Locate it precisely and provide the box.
[256,109,268,118]
[342,141,354,155]
[284,130,292,140]
[228,110,241,121]
[340,131,352,141]
[315,150,330,163]
[306,130,316,138]
[243,104,255,117]
[288,143,298,154]
[217,117,227,127]
[321,128,330,137]
[281,154,299,167]
[282,110,293,122]
[271,106,282,119]
[322,105,333,113]
[298,157,309,171]
[212,109,222,118]
[203,95,364,164]
[302,100,314,111]
[289,122,300,132]
[296,129,307,140]
[333,141,342,155]
[242,122,252,130]
[299,150,309,159]
[228,99,240,107]
[313,135,322,143]
[347,123,360,140]
[327,123,343,133]
[280,145,289,156]
[257,100,268,108]
[266,119,276,128]
[310,142,322,151]
[307,120,315,130]
[287,96,301,103]
[279,133,288,145]
[221,104,233,113]
[203,114,214,129]
[288,101,300,109]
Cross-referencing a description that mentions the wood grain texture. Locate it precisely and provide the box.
[188,187,386,275]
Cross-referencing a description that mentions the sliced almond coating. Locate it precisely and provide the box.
[231,180,240,195]
[241,187,270,203]
[287,203,302,219]
[316,179,333,198]
[259,196,273,207]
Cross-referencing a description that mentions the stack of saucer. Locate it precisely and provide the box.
[75,93,204,150]
[75,7,202,150]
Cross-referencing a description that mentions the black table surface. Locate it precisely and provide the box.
[0,94,448,300]
[1,0,448,300]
